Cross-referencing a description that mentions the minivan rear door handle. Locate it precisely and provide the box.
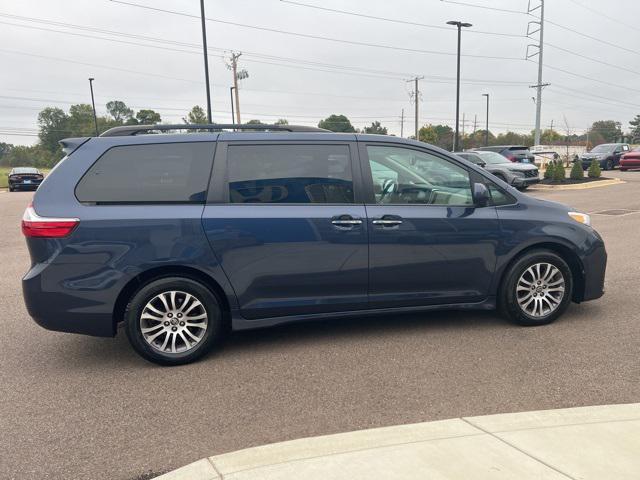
[372,215,403,228]
[331,215,363,229]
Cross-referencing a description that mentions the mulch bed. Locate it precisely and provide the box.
[539,177,612,185]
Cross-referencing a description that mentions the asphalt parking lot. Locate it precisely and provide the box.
[2,172,639,480]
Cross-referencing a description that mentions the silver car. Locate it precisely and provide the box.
[455,151,540,190]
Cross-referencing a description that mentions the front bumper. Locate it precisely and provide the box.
[511,176,540,187]
[580,243,607,302]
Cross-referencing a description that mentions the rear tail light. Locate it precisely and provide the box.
[22,203,79,238]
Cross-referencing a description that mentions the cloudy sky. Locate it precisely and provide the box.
[1,0,638,145]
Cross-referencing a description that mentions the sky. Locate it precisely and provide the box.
[0,0,639,145]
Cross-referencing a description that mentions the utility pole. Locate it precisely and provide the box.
[400,108,405,138]
[199,0,213,123]
[88,78,99,137]
[527,0,546,147]
[482,93,489,146]
[473,114,477,135]
[226,52,247,124]
[230,86,235,124]
[407,76,424,139]
[462,112,466,138]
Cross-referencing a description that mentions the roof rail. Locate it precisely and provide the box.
[99,123,329,137]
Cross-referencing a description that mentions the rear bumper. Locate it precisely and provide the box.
[22,262,119,337]
[10,181,42,190]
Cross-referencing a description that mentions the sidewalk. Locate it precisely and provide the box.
[156,403,640,480]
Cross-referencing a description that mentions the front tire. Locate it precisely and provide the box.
[499,250,573,326]
[125,277,223,365]
[604,159,613,171]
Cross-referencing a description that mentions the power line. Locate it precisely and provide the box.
[564,0,637,32]
[545,19,640,58]
[438,0,527,15]
[546,42,640,77]
[542,62,640,95]
[109,0,524,61]
[280,0,525,38]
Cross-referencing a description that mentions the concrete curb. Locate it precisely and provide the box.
[154,403,640,479]
[529,178,624,190]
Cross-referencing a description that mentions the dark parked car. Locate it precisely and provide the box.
[475,145,535,163]
[22,124,606,365]
[8,167,44,191]
[579,143,630,170]
[619,147,640,171]
[455,151,540,190]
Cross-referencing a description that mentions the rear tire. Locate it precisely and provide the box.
[125,277,223,365]
[499,250,573,326]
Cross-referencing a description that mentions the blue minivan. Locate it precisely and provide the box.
[22,124,606,365]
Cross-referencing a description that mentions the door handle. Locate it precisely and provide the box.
[331,215,363,229]
[372,215,403,227]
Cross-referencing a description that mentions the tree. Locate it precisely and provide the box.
[37,107,69,155]
[629,114,640,140]
[135,109,161,125]
[418,125,438,144]
[68,104,99,137]
[364,121,388,135]
[183,105,208,124]
[570,160,584,180]
[540,128,562,144]
[274,118,289,125]
[318,114,356,133]
[588,120,622,144]
[588,159,601,178]
[106,100,134,123]
[246,119,264,125]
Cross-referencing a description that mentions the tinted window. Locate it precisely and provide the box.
[367,145,473,205]
[12,168,39,174]
[227,144,354,204]
[76,142,215,203]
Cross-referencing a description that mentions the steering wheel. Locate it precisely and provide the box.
[380,178,398,202]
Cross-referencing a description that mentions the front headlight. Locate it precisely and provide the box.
[568,211,591,226]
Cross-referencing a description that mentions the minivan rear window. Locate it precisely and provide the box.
[227,144,354,204]
[76,142,215,203]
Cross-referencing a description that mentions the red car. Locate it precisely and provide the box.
[620,147,640,171]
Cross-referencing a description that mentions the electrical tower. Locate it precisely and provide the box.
[226,52,248,124]
[526,0,547,147]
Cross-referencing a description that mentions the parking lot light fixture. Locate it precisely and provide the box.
[447,21,472,152]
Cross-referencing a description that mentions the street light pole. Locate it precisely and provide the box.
[447,20,472,152]
[88,78,99,137]
[482,93,489,146]
[199,0,213,123]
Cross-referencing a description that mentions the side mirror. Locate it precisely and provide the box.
[476,161,486,168]
[473,182,490,207]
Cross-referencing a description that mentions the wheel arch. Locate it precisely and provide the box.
[113,265,232,332]
[497,242,585,304]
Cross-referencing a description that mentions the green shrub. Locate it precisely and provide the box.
[588,159,601,178]
[552,161,566,182]
[569,160,584,180]
[543,161,555,179]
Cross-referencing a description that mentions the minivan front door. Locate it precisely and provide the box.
[202,141,368,320]
[361,143,501,308]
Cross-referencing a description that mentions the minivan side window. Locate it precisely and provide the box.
[227,144,354,204]
[76,142,215,203]
[366,145,473,205]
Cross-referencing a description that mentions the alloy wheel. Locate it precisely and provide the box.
[516,263,565,318]
[139,290,208,354]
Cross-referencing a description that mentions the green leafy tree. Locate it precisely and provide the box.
[364,121,388,135]
[37,107,69,155]
[543,162,554,180]
[183,105,208,124]
[106,100,134,123]
[135,109,161,125]
[68,104,100,137]
[540,128,562,144]
[588,120,622,144]
[629,114,640,139]
[274,118,289,125]
[418,125,438,144]
[318,114,356,133]
[246,119,264,125]
[569,160,584,180]
[588,159,601,178]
